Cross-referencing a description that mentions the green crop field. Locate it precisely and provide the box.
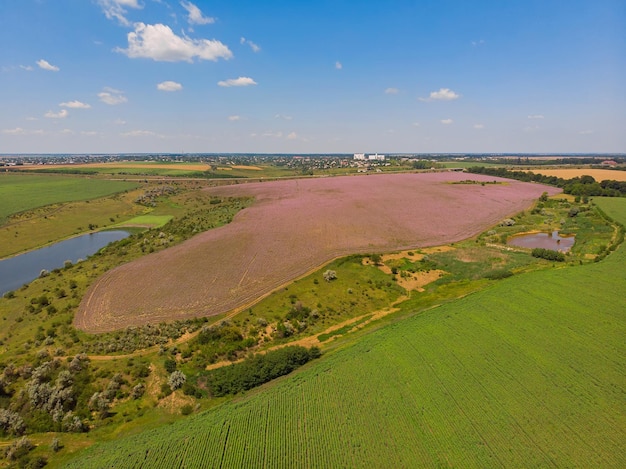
[64,197,626,468]
[0,173,137,224]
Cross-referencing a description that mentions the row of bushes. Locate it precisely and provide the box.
[202,346,321,397]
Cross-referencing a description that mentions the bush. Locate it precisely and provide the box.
[168,371,187,391]
[484,269,514,280]
[323,270,337,282]
[531,248,565,262]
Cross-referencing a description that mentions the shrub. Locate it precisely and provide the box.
[323,270,337,282]
[168,371,187,391]
[531,248,565,262]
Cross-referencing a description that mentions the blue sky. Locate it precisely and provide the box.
[1,0,624,154]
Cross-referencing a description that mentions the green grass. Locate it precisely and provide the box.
[0,173,137,224]
[118,214,173,228]
[63,197,626,468]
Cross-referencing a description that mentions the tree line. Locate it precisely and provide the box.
[468,167,626,197]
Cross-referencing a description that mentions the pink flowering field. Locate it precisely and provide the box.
[76,172,559,332]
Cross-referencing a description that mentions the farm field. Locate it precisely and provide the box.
[0,173,137,224]
[64,197,626,468]
[75,172,559,332]
[16,161,298,179]
[525,168,626,181]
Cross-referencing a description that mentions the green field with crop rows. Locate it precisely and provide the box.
[64,197,626,468]
[0,173,137,223]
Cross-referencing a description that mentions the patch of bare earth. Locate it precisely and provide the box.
[76,172,559,333]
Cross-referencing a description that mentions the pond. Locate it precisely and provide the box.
[507,230,575,252]
[0,230,130,296]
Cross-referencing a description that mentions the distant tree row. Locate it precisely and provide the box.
[467,167,626,197]
[203,346,321,397]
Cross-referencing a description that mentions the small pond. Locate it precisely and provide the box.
[507,230,575,252]
[0,230,130,296]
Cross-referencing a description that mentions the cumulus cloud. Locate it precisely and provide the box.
[98,0,142,26]
[240,37,261,52]
[286,132,297,140]
[60,100,91,109]
[118,23,232,62]
[473,123,484,129]
[218,76,257,87]
[37,59,59,72]
[420,88,460,101]
[385,87,399,94]
[181,1,215,25]
[527,114,544,119]
[228,115,241,121]
[99,87,127,105]
[157,80,183,91]
[335,61,342,70]
[440,118,453,125]
[45,109,68,119]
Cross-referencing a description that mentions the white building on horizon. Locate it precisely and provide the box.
[353,153,366,160]
[368,153,385,161]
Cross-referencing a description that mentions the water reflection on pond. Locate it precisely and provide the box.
[0,230,130,296]
[507,231,575,252]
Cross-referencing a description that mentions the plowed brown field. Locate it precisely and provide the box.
[75,173,559,332]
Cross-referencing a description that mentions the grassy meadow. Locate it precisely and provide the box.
[62,197,626,468]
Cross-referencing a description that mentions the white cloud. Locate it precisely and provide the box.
[286,132,297,140]
[218,76,257,87]
[228,115,241,121]
[122,130,164,138]
[118,23,232,62]
[157,80,183,91]
[98,0,142,26]
[471,39,485,47]
[60,129,74,135]
[240,37,261,52]
[274,114,293,120]
[81,131,100,136]
[385,87,399,94]
[2,127,26,135]
[335,61,343,70]
[181,1,215,25]
[25,117,38,121]
[20,65,34,71]
[420,88,460,101]
[441,118,453,125]
[99,87,127,105]
[262,131,283,138]
[45,109,68,119]
[114,118,127,125]
[527,114,544,119]
[473,123,484,129]
[60,100,91,109]
[37,59,59,72]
